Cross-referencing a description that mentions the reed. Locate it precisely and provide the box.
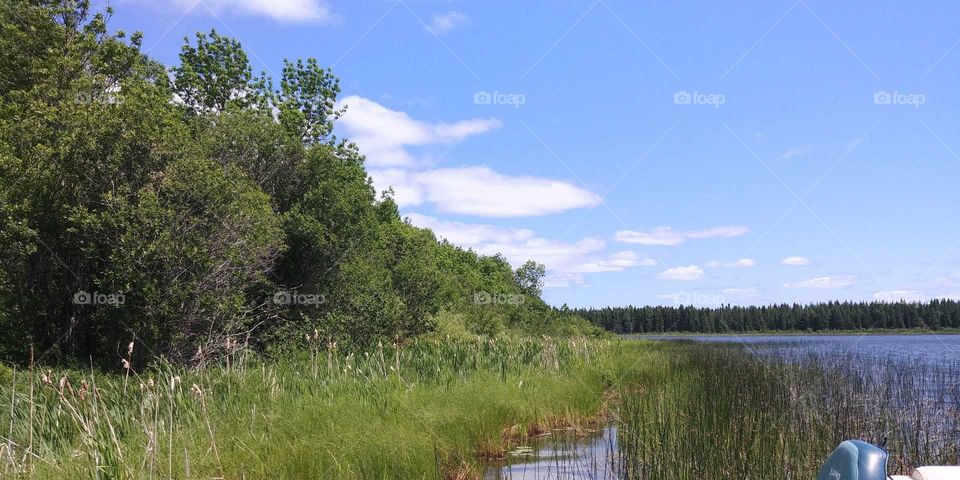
[0,337,637,479]
[617,341,960,479]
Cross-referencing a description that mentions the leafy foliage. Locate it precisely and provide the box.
[0,0,589,365]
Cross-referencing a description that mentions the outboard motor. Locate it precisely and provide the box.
[817,440,890,480]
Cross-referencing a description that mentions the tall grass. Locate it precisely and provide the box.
[618,342,960,479]
[0,337,640,479]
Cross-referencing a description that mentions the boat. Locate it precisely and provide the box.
[818,440,960,480]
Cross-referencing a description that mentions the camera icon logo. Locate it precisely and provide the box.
[673,90,692,105]
[873,90,892,105]
[473,291,492,305]
[73,290,92,305]
[273,291,292,305]
[473,91,492,105]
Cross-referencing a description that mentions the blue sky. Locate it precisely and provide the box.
[108,0,960,308]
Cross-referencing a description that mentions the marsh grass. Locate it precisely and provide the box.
[618,342,960,479]
[0,337,642,479]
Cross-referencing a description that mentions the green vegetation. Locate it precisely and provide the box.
[618,341,960,478]
[0,337,650,479]
[577,299,960,333]
[0,0,598,367]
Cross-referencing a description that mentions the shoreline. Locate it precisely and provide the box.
[622,329,960,338]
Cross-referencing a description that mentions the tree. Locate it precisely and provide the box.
[172,29,263,114]
[515,261,546,297]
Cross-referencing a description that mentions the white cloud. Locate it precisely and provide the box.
[615,226,748,246]
[722,287,760,296]
[405,213,655,287]
[371,166,601,217]
[170,0,338,23]
[341,96,599,218]
[427,11,467,35]
[338,95,501,167]
[779,145,811,159]
[784,275,856,289]
[874,290,926,303]
[657,265,704,281]
[705,258,755,268]
[781,256,811,266]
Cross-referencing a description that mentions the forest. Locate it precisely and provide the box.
[574,299,960,333]
[0,0,596,367]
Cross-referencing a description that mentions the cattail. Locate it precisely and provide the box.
[121,358,131,371]
[127,341,135,357]
[41,371,51,385]
[191,384,203,399]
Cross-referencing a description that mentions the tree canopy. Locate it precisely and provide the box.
[0,0,586,366]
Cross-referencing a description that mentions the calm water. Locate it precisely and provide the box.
[484,426,619,480]
[635,333,960,366]
[486,334,960,479]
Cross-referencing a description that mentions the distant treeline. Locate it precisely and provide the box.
[573,300,960,333]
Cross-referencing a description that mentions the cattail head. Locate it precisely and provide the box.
[190,384,203,399]
[127,341,135,356]
[121,358,131,371]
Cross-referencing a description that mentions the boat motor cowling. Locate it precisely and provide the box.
[817,440,889,480]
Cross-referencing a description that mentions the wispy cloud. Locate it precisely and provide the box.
[406,213,656,287]
[784,275,856,289]
[874,290,926,303]
[781,256,811,266]
[372,166,601,217]
[338,95,501,167]
[657,265,705,281]
[705,258,755,268]
[427,11,467,35]
[615,226,749,246]
[722,287,760,296]
[169,0,339,23]
[340,96,600,218]
[779,145,811,159]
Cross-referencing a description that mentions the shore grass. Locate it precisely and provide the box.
[0,338,653,479]
[618,341,960,478]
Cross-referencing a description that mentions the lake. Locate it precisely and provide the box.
[486,333,960,479]
[635,333,960,365]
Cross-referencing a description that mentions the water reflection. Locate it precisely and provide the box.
[484,426,619,480]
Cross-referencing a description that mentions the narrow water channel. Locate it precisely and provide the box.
[483,426,620,480]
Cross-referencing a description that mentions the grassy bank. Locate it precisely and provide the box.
[0,338,652,479]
